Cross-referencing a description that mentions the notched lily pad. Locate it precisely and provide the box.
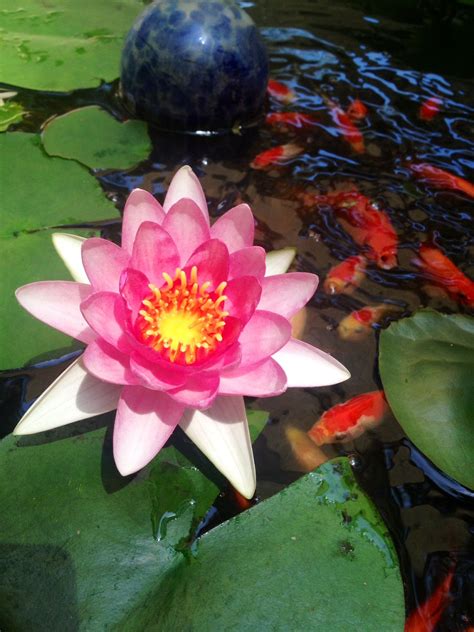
[0,132,119,370]
[42,106,151,169]
[380,310,474,490]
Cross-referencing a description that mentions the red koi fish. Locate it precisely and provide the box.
[347,99,368,121]
[419,96,442,121]
[267,79,296,104]
[405,569,454,632]
[285,426,330,472]
[323,255,367,294]
[408,163,474,198]
[250,143,303,170]
[413,244,474,307]
[308,391,388,446]
[338,304,399,341]
[265,111,317,129]
[327,100,365,153]
[312,190,398,269]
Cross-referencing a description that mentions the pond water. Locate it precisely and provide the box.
[1,0,474,629]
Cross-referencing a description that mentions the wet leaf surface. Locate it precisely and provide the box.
[380,310,474,490]
[42,106,151,169]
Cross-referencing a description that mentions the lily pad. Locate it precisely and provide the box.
[379,310,474,490]
[0,101,25,132]
[0,0,144,91]
[0,132,119,370]
[42,106,151,169]
[0,423,404,631]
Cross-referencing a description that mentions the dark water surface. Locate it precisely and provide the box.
[1,0,474,629]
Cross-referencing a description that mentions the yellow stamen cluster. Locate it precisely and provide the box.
[136,266,228,365]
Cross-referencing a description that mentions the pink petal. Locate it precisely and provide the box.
[219,358,287,397]
[169,372,219,408]
[229,246,266,280]
[113,386,184,476]
[120,268,150,320]
[210,204,254,253]
[224,275,261,325]
[258,273,318,319]
[81,238,130,292]
[238,310,291,367]
[130,221,180,286]
[83,339,139,385]
[184,239,229,290]
[162,198,211,265]
[163,165,209,225]
[273,338,351,386]
[16,281,95,344]
[80,291,129,350]
[122,189,165,254]
[129,352,186,390]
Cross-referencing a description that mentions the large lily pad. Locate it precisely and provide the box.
[0,422,404,631]
[379,310,474,490]
[0,0,144,91]
[0,132,119,370]
[42,106,151,169]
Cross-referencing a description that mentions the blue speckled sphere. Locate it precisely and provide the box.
[120,0,268,132]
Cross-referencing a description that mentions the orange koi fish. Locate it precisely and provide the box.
[250,143,303,170]
[267,79,296,104]
[338,304,399,341]
[405,569,454,632]
[413,244,474,307]
[285,426,330,472]
[408,163,474,198]
[311,190,398,269]
[265,111,317,129]
[418,96,442,121]
[324,255,367,294]
[327,100,365,153]
[347,99,368,121]
[308,391,388,446]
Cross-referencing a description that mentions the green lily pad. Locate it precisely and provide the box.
[0,0,144,91]
[0,423,404,631]
[42,106,151,170]
[0,132,119,370]
[379,310,474,490]
[0,100,25,132]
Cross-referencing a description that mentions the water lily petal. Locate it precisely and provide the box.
[162,198,211,265]
[113,386,184,476]
[184,239,229,290]
[83,339,139,385]
[52,233,88,283]
[258,272,318,319]
[13,356,120,435]
[16,281,95,344]
[82,238,130,292]
[224,275,261,325]
[180,395,256,498]
[210,203,254,253]
[163,165,209,225]
[80,291,128,350]
[122,189,165,254]
[273,338,351,386]
[169,372,219,409]
[219,358,287,397]
[120,268,151,322]
[131,222,180,286]
[238,310,291,367]
[265,247,296,276]
[229,246,266,280]
[130,352,186,389]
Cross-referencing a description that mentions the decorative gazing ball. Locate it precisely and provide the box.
[120,0,269,133]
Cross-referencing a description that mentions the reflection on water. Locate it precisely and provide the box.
[1,0,473,628]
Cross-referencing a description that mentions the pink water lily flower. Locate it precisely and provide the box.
[14,166,350,498]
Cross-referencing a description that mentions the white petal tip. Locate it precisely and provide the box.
[265,247,297,276]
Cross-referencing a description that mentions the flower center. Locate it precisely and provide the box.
[136,266,228,365]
